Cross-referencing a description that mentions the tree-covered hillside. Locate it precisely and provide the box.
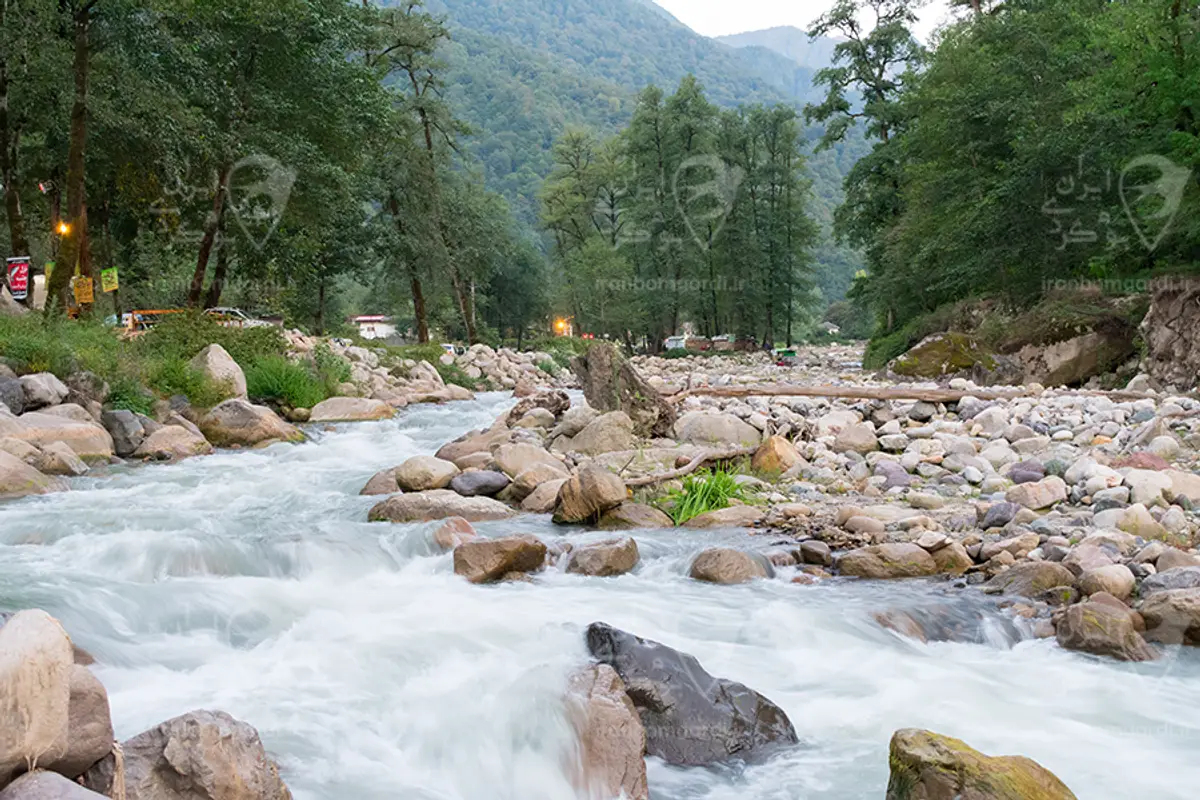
[717,26,842,70]
[421,0,867,304]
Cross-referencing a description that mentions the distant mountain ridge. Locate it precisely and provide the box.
[717,26,842,71]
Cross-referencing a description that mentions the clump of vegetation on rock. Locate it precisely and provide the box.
[663,469,746,525]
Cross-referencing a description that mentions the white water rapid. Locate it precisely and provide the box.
[3,392,1199,799]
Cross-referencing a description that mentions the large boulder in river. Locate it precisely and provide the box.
[0,610,73,784]
[682,505,765,529]
[394,455,460,491]
[1140,589,1200,645]
[435,427,513,466]
[0,413,113,459]
[19,373,69,409]
[1016,329,1135,388]
[308,397,394,422]
[567,412,637,456]
[984,562,1076,598]
[0,451,66,499]
[453,535,547,583]
[572,344,675,438]
[888,333,1023,385]
[493,443,566,480]
[838,544,938,579]
[674,412,760,448]
[132,425,213,461]
[886,728,1078,800]
[598,503,674,530]
[1055,601,1155,662]
[0,771,109,799]
[689,548,773,585]
[368,489,516,523]
[197,400,303,448]
[100,409,145,457]
[554,467,627,524]
[449,470,511,498]
[520,478,568,513]
[81,709,291,800]
[567,537,640,577]
[505,390,570,427]
[188,344,247,400]
[585,622,797,766]
[565,664,648,800]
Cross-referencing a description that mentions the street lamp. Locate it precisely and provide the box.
[56,221,70,236]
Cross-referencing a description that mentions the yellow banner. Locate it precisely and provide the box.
[73,277,95,304]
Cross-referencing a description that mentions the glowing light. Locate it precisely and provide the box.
[555,318,566,332]
[56,221,70,235]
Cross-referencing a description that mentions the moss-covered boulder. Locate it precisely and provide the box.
[889,333,1023,385]
[886,729,1078,800]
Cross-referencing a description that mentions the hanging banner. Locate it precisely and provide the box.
[5,256,30,301]
[73,276,94,304]
[101,267,119,293]
[44,261,54,279]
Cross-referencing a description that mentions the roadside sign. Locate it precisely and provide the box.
[73,276,94,304]
[101,267,119,293]
[5,256,30,301]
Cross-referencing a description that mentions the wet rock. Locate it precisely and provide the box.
[0,771,109,799]
[800,540,833,567]
[598,503,674,530]
[395,455,460,492]
[308,397,394,422]
[1006,476,1067,510]
[585,622,798,766]
[493,443,566,480]
[751,436,801,474]
[1055,602,1155,662]
[931,542,974,574]
[453,535,547,583]
[886,728,1078,800]
[984,562,1076,598]
[100,410,145,457]
[567,537,640,577]
[838,544,938,579]
[197,400,303,448]
[0,610,73,784]
[436,427,512,466]
[432,517,478,551]
[189,344,247,400]
[682,505,765,529]
[674,412,761,448]
[565,664,648,800]
[360,468,399,496]
[0,413,114,460]
[19,373,69,409]
[369,490,516,523]
[688,548,772,584]
[449,469,510,498]
[81,709,291,800]
[0,451,66,500]
[512,463,571,500]
[554,467,627,524]
[132,425,213,461]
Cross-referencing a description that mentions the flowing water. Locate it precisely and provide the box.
[3,392,1200,799]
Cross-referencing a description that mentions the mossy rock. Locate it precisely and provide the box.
[890,333,998,379]
[887,729,1078,800]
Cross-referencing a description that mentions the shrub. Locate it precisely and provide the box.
[312,342,352,395]
[663,468,746,525]
[145,357,228,407]
[529,336,592,369]
[135,313,285,365]
[106,375,156,416]
[536,358,558,376]
[245,356,326,409]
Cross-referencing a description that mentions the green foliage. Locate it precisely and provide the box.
[244,356,327,410]
[145,358,228,408]
[528,336,592,369]
[105,376,156,416]
[536,359,558,376]
[0,318,119,378]
[132,315,286,367]
[312,343,352,393]
[664,468,746,525]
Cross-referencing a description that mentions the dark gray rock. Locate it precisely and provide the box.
[1141,566,1200,597]
[450,470,511,498]
[907,402,937,423]
[981,502,1021,530]
[0,378,26,415]
[64,372,109,408]
[874,461,913,489]
[1008,460,1045,485]
[585,622,798,767]
[100,410,145,458]
[0,771,109,799]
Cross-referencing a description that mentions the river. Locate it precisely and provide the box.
[2,392,1199,798]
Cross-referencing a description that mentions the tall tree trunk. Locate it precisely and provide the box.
[0,49,31,307]
[99,199,120,316]
[189,162,231,307]
[315,274,326,335]
[203,205,229,309]
[45,1,95,317]
[388,192,429,343]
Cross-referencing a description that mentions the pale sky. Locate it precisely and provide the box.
[653,0,953,42]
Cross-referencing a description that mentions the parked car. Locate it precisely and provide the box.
[441,343,466,356]
[663,335,687,351]
[206,307,274,328]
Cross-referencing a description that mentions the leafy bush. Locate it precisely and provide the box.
[529,336,592,369]
[536,358,558,375]
[106,375,156,416]
[436,362,481,391]
[245,356,326,409]
[145,357,228,407]
[663,469,746,525]
[312,342,352,395]
[134,313,285,365]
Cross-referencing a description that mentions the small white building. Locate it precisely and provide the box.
[351,315,397,340]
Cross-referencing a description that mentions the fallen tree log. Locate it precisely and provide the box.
[624,445,758,488]
[662,384,1163,405]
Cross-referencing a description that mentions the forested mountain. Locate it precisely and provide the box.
[421,0,867,303]
[717,26,841,70]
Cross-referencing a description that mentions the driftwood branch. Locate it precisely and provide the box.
[624,445,758,488]
[662,384,1162,405]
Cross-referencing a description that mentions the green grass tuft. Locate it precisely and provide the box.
[663,468,746,525]
[245,356,327,409]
